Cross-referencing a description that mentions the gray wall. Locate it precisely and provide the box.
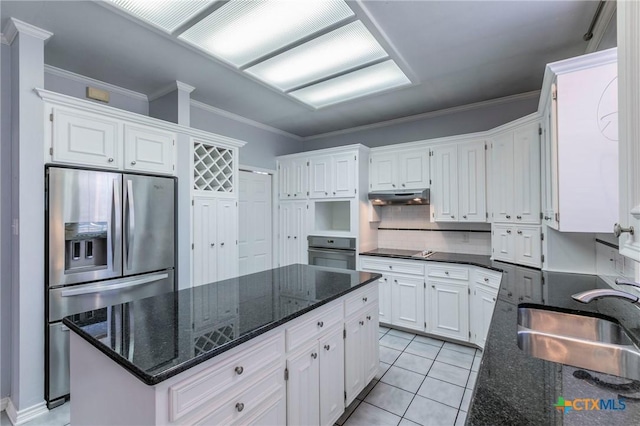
[190,106,301,170]
[44,70,148,115]
[302,95,539,151]
[1,42,12,401]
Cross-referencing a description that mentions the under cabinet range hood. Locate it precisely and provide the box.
[368,189,430,205]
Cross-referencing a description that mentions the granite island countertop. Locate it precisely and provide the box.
[468,272,640,425]
[360,248,501,271]
[63,264,380,385]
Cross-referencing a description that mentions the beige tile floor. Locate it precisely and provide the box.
[0,327,481,426]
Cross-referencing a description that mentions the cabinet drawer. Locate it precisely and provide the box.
[474,269,502,290]
[345,284,379,318]
[193,367,284,426]
[286,302,343,352]
[360,257,424,276]
[169,333,284,422]
[427,264,469,281]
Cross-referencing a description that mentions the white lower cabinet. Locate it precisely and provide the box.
[344,305,378,406]
[427,279,469,341]
[491,224,542,268]
[286,341,321,426]
[391,276,425,332]
[469,269,501,349]
[377,275,392,324]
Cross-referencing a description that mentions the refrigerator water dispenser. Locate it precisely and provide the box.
[64,222,108,272]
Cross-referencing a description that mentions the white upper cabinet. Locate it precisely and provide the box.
[124,124,175,175]
[369,148,429,191]
[309,153,356,199]
[491,121,540,224]
[539,48,618,232]
[431,141,486,222]
[51,107,122,169]
[278,157,308,200]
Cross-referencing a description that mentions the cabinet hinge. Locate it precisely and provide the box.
[538,127,542,136]
[424,282,426,288]
[191,243,194,250]
[343,329,346,339]
[486,212,488,219]
[307,204,309,209]
[344,391,347,401]
[540,212,543,220]
[307,161,309,167]
[469,331,471,338]
[284,368,289,381]
[555,212,559,222]
[541,233,544,241]
[306,191,309,196]
[172,139,175,146]
[468,288,470,295]
[369,158,372,163]
[354,155,357,160]
[429,179,432,185]
[541,254,545,263]
[49,147,53,156]
[236,201,238,207]
[278,164,280,170]
[49,113,53,122]
[552,89,557,101]
[484,143,487,150]
[424,321,427,328]
[354,188,357,194]
[191,200,194,206]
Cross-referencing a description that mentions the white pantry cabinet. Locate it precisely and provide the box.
[279,201,308,267]
[48,106,176,175]
[491,122,540,225]
[539,48,618,233]
[278,157,308,200]
[192,197,239,286]
[431,141,486,222]
[369,148,430,191]
[309,153,357,199]
[491,224,542,268]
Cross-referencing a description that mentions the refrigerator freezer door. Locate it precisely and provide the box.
[123,174,175,276]
[47,168,123,287]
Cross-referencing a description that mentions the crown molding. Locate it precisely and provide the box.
[303,90,541,141]
[190,99,303,141]
[44,65,148,102]
[149,81,196,101]
[3,17,53,45]
[176,81,196,94]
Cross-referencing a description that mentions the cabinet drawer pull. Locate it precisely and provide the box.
[463,215,467,219]
[516,215,522,219]
[317,321,324,328]
[506,230,512,234]
[445,271,449,275]
[210,243,215,247]
[544,216,551,220]
[450,215,455,219]
[432,285,435,289]
[108,158,114,163]
[287,236,291,239]
[367,315,372,320]
[484,277,489,282]
[392,184,396,188]
[311,352,318,359]
[402,183,405,187]
[294,194,297,197]
[221,242,225,246]
[325,192,328,196]
[394,279,398,283]
[517,230,523,235]
[235,366,243,375]
[359,320,364,325]
[236,403,244,412]
[506,215,511,219]
[324,344,331,351]
[388,265,393,269]
[362,297,368,302]
[288,194,291,197]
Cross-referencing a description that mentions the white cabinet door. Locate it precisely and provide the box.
[458,141,486,222]
[428,280,469,341]
[515,226,542,268]
[515,267,543,303]
[513,123,541,224]
[193,197,217,286]
[541,98,558,228]
[319,327,345,426]
[378,275,392,325]
[52,107,121,169]
[242,389,286,426]
[491,133,515,223]
[123,124,175,175]
[278,160,292,200]
[291,201,308,264]
[491,225,515,263]
[309,156,332,199]
[391,275,425,331]
[291,158,309,199]
[344,315,364,405]
[287,342,320,426]
[362,307,379,383]
[217,198,239,280]
[369,153,397,191]
[431,145,459,222]
[279,203,292,266]
[332,153,356,198]
[471,284,497,349]
[398,150,430,190]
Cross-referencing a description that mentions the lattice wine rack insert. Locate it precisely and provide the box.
[193,142,234,192]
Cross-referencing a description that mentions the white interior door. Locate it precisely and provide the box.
[239,170,273,275]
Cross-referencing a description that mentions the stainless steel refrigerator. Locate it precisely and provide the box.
[45,166,177,408]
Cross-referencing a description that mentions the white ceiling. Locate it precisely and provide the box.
[0,1,606,138]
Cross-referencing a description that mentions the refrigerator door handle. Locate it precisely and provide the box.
[60,272,169,297]
[126,179,136,270]
[112,179,121,270]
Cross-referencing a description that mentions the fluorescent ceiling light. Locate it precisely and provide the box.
[107,0,216,33]
[290,60,411,108]
[179,0,354,67]
[245,21,387,91]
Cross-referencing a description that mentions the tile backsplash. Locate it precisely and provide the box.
[377,205,491,255]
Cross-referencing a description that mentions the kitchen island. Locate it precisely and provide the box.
[63,264,381,425]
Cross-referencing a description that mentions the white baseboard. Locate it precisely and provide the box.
[0,397,8,411]
[5,398,48,425]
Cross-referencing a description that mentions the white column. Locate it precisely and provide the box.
[3,17,51,423]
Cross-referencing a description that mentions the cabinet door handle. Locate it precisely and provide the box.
[484,277,489,282]
[210,243,215,247]
[451,215,455,219]
[367,315,372,320]
[236,403,244,412]
[325,192,328,195]
[221,242,225,246]
[544,216,551,220]
[432,285,435,289]
[402,183,405,187]
[317,321,324,327]
[333,191,336,195]
[614,223,635,237]
[324,344,331,351]
[235,366,244,375]
[130,160,136,165]
[359,320,364,325]
[463,215,467,219]
[108,158,114,163]
[394,279,398,283]
[388,265,392,269]
[392,184,396,188]
[294,194,297,197]
[445,271,449,275]
[506,230,512,234]
[517,230,523,235]
[288,194,291,197]
[506,215,511,219]
[311,352,318,359]
[288,236,291,239]
[362,297,368,302]
[516,215,522,219]
[294,236,297,239]
[493,297,496,302]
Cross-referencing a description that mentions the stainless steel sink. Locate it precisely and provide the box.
[412,250,435,259]
[517,306,640,380]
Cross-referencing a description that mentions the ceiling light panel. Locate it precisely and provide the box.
[245,21,387,91]
[178,0,355,68]
[290,60,411,108]
[107,0,216,33]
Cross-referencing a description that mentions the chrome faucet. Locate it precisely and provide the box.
[571,278,640,304]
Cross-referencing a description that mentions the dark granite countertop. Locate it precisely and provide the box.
[63,264,380,386]
[468,272,640,425]
[360,248,502,271]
